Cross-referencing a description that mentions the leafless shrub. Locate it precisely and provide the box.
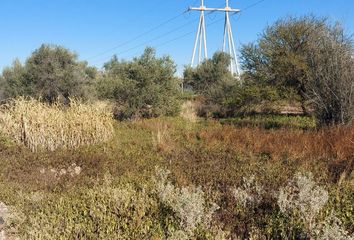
[180,101,198,123]
[152,121,169,149]
[154,167,219,236]
[316,214,354,240]
[278,172,329,235]
[306,23,354,125]
[232,175,265,208]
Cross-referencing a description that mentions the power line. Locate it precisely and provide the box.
[243,0,266,11]
[92,12,218,65]
[92,0,267,66]
[87,11,187,61]
[95,15,226,67]
[160,0,267,61]
[157,15,226,49]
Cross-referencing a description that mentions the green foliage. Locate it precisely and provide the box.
[220,114,316,130]
[8,170,225,240]
[12,183,163,239]
[97,48,181,120]
[183,52,233,94]
[241,15,354,124]
[1,44,97,103]
[184,52,284,118]
[0,59,27,99]
[241,15,328,114]
[183,52,236,117]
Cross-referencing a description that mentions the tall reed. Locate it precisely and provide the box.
[0,98,114,152]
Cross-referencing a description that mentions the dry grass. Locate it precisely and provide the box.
[194,123,354,183]
[0,98,114,152]
[180,101,198,123]
[197,124,354,161]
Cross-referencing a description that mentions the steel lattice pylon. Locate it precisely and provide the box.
[189,0,241,78]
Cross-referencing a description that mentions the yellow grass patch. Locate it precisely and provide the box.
[0,98,114,152]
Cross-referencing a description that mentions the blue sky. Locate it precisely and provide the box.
[0,0,353,75]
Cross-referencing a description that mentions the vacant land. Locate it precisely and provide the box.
[0,115,353,239]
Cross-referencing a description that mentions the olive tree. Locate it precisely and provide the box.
[98,48,181,120]
[0,59,27,100]
[183,52,233,95]
[1,44,96,103]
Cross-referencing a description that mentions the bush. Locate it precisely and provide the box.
[277,172,353,239]
[183,52,237,118]
[1,44,97,103]
[277,172,329,235]
[0,98,114,152]
[306,23,354,125]
[241,15,354,124]
[154,167,219,237]
[183,52,233,95]
[11,184,163,240]
[98,48,181,120]
[8,170,227,240]
[183,52,283,118]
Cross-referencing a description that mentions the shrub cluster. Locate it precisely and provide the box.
[184,16,354,125]
[8,169,226,240]
[5,169,353,239]
[97,48,181,120]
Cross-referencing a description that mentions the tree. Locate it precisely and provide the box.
[1,44,96,103]
[241,15,354,124]
[306,24,354,125]
[183,52,233,95]
[183,52,238,117]
[241,16,328,114]
[98,48,181,120]
[1,59,27,99]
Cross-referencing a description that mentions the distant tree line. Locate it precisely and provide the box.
[0,46,181,120]
[0,15,353,125]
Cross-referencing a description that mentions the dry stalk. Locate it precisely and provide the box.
[0,98,114,152]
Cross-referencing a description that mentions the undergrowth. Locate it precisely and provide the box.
[0,116,352,239]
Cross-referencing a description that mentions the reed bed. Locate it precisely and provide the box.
[0,98,114,152]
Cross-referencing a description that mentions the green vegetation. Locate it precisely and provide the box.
[220,114,316,130]
[0,117,353,239]
[97,48,181,120]
[240,15,354,125]
[183,15,354,125]
[1,44,96,103]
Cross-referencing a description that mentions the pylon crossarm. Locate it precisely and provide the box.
[189,7,240,13]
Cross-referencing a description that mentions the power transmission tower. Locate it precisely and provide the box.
[221,0,241,77]
[189,0,241,78]
[189,0,209,67]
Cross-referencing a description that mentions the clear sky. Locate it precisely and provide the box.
[1,0,353,74]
